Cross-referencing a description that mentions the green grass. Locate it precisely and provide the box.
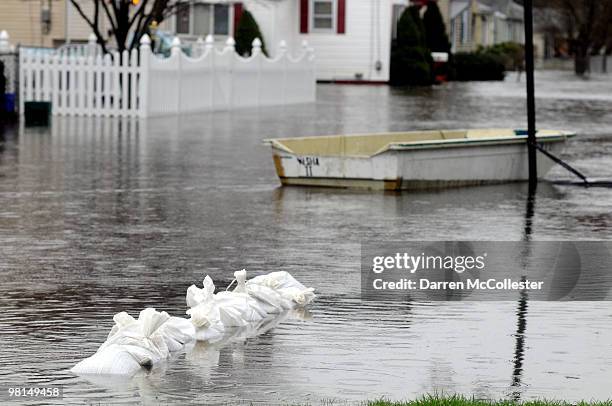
[367,395,612,406]
[286,395,612,406]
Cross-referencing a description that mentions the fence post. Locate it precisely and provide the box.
[86,47,95,115]
[252,38,262,107]
[139,34,151,118]
[300,40,309,103]
[18,48,25,115]
[52,54,60,115]
[112,51,121,116]
[129,48,138,116]
[225,37,235,109]
[102,53,112,116]
[171,36,182,114]
[87,33,97,57]
[194,37,205,58]
[302,40,315,102]
[278,40,287,105]
[0,31,11,52]
[205,35,214,109]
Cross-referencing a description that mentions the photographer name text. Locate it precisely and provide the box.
[372,278,544,291]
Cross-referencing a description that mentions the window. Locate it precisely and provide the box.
[193,4,212,36]
[214,5,229,35]
[176,3,191,34]
[310,0,336,32]
[175,2,231,36]
[461,10,469,44]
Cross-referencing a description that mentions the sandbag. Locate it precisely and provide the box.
[186,274,268,330]
[247,271,316,306]
[71,308,195,376]
[232,269,293,313]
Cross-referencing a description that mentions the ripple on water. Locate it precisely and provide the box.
[1,72,612,404]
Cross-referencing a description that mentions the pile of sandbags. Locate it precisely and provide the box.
[71,308,196,376]
[71,270,315,377]
[186,270,315,341]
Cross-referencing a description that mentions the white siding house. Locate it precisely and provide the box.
[292,0,400,82]
[448,0,524,53]
[163,0,412,83]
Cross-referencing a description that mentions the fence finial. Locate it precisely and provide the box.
[278,40,287,55]
[301,40,314,58]
[87,33,98,57]
[0,30,9,52]
[171,36,182,56]
[205,35,214,50]
[251,38,262,55]
[140,34,151,47]
[140,34,151,55]
[225,37,236,52]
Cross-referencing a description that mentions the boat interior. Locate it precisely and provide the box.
[268,129,568,157]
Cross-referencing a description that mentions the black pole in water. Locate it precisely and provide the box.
[524,0,537,185]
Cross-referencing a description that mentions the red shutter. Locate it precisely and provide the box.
[300,0,309,33]
[337,0,346,34]
[233,3,243,36]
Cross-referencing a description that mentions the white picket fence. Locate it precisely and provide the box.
[19,34,316,117]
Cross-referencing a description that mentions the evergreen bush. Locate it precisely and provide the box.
[235,10,268,57]
[390,6,432,86]
[451,52,506,81]
[423,2,451,53]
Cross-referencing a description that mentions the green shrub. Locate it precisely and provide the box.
[423,2,450,53]
[235,10,268,57]
[390,6,432,86]
[451,52,506,81]
[480,41,524,70]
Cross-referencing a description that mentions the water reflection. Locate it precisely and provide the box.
[1,72,612,404]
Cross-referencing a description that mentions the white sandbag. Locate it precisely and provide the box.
[186,275,215,308]
[215,290,267,324]
[247,271,316,306]
[162,317,197,352]
[232,269,292,313]
[71,308,195,376]
[71,344,144,376]
[186,276,248,340]
[186,270,315,343]
[186,274,268,331]
[187,299,227,340]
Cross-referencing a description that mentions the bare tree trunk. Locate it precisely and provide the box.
[69,0,178,55]
[574,42,590,75]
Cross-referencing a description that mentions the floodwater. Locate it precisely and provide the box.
[1,71,612,405]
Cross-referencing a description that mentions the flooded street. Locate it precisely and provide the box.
[1,71,612,404]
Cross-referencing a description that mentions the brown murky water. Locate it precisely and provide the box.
[1,71,612,404]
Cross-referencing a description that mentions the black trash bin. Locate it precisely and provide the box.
[24,101,51,127]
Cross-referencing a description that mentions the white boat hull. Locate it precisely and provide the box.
[268,131,573,190]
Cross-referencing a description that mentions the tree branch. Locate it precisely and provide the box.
[128,0,150,30]
[68,0,110,54]
[100,0,119,38]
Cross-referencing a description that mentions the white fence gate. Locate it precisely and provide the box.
[19,34,316,118]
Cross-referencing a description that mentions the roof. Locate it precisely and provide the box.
[450,0,524,21]
[450,0,470,19]
[475,0,524,20]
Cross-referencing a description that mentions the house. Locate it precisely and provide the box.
[447,0,524,52]
[165,0,423,83]
[0,0,93,47]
